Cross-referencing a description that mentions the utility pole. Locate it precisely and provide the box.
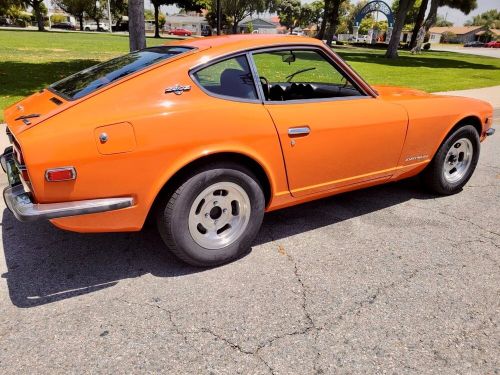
[216,0,221,35]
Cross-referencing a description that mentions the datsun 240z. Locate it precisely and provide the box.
[1,35,495,266]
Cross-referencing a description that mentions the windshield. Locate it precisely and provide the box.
[50,46,192,100]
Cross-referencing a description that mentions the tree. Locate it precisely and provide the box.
[392,0,422,25]
[110,0,127,22]
[219,0,270,34]
[22,0,45,30]
[149,1,203,38]
[324,0,348,45]
[465,9,500,29]
[409,0,428,49]
[435,14,453,26]
[87,0,107,29]
[275,0,301,32]
[53,0,88,30]
[423,0,477,32]
[385,0,416,58]
[128,0,146,51]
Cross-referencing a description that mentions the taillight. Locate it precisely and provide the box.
[45,167,77,182]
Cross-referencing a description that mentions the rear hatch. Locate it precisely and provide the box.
[3,89,69,136]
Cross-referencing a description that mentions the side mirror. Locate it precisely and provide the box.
[282,52,296,64]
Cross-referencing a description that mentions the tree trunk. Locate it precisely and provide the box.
[317,0,331,39]
[423,0,439,31]
[32,0,45,31]
[232,20,238,34]
[385,0,415,58]
[409,0,428,48]
[154,4,160,38]
[79,15,84,31]
[128,0,146,51]
[325,0,341,46]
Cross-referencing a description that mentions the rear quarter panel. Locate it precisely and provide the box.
[18,53,288,232]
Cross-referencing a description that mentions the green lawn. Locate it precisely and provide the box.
[1,29,499,122]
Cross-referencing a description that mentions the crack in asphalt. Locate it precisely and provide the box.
[408,203,500,238]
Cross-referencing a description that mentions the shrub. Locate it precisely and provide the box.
[423,42,431,50]
[50,14,67,24]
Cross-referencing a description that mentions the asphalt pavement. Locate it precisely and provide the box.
[0,106,498,373]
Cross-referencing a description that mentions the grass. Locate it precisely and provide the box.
[1,29,499,121]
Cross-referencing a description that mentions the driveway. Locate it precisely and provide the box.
[0,106,498,372]
[432,45,500,58]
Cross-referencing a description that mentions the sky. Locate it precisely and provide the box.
[46,0,500,27]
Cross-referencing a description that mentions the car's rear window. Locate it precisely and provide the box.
[50,46,192,100]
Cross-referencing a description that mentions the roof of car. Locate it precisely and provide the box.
[167,34,324,52]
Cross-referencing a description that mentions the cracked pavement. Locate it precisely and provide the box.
[0,109,498,374]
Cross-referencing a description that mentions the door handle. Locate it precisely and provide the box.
[288,126,311,136]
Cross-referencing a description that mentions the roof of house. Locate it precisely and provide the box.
[428,26,484,35]
[476,28,500,36]
[238,17,277,28]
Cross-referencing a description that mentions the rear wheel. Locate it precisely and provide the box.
[157,164,265,267]
[421,125,480,195]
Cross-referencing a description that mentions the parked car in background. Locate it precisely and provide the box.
[1,35,495,267]
[169,28,192,36]
[0,16,13,26]
[51,22,76,30]
[84,22,109,32]
[464,41,484,47]
[485,40,500,48]
[112,16,128,32]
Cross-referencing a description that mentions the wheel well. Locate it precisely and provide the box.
[147,152,272,224]
[449,116,482,137]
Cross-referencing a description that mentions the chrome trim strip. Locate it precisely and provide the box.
[288,127,311,136]
[3,184,134,222]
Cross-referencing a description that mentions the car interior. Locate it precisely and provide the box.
[193,50,366,102]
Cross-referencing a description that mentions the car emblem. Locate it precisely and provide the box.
[16,104,24,111]
[165,84,191,95]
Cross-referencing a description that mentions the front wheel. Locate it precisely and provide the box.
[421,125,480,195]
[157,164,265,267]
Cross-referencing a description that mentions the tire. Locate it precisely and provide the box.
[421,125,480,195]
[156,163,265,267]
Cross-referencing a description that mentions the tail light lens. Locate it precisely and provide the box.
[45,167,77,182]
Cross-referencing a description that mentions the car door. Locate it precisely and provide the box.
[251,48,408,197]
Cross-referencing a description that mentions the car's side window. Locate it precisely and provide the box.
[252,49,365,102]
[193,55,258,101]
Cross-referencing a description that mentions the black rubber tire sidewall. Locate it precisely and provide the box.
[157,165,265,267]
[422,125,480,195]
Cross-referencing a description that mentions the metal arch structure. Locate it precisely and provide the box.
[354,0,394,27]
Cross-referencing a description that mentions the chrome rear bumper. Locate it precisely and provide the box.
[1,148,133,222]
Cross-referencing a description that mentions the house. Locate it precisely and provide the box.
[238,17,278,34]
[163,14,209,35]
[428,26,485,44]
[475,28,500,42]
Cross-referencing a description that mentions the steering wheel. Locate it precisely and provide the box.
[259,76,270,100]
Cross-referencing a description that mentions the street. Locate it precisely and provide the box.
[432,44,500,58]
[0,109,498,373]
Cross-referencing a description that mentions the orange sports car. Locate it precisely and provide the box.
[1,35,495,266]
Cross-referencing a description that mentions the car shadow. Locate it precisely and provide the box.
[1,178,437,308]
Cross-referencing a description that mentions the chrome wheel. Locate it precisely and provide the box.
[188,182,251,250]
[443,138,473,183]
